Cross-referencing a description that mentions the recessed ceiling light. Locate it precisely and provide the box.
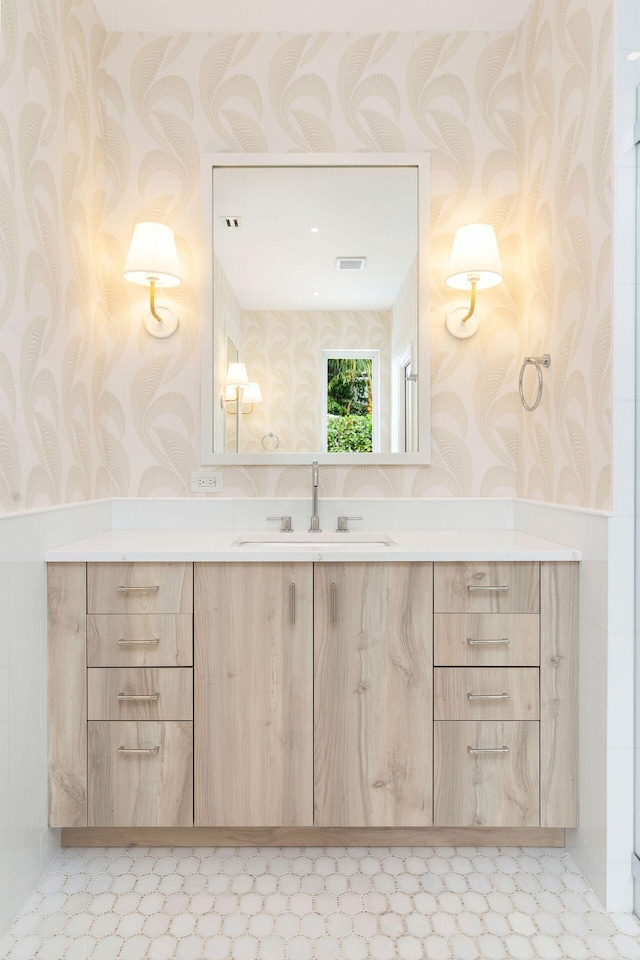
[313,291,320,296]
[628,51,640,60]
[310,227,320,233]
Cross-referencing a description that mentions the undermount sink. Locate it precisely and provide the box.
[233,532,397,547]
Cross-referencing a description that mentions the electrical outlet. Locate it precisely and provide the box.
[191,471,224,493]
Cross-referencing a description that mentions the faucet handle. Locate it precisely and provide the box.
[267,516,293,532]
[336,516,363,532]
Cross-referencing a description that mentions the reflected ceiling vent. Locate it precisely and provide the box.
[220,216,243,228]
[336,257,366,271]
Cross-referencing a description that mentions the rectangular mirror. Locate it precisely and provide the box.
[200,154,430,464]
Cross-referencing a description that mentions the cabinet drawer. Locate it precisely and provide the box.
[88,563,193,614]
[88,668,193,721]
[87,615,193,667]
[434,667,539,720]
[434,614,539,666]
[434,562,539,614]
[434,721,539,827]
[88,721,193,827]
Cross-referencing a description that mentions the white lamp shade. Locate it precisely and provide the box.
[223,384,238,401]
[124,222,182,287]
[446,223,503,290]
[226,362,249,387]
[242,382,262,404]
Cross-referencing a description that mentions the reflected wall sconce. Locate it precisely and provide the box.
[124,222,182,339]
[224,377,263,414]
[239,381,263,414]
[223,366,263,451]
[445,223,503,339]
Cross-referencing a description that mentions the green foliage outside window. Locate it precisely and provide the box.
[326,358,373,452]
[327,414,373,452]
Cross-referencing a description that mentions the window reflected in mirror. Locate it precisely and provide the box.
[210,163,422,458]
[324,352,377,453]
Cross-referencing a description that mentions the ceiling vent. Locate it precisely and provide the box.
[220,216,243,228]
[336,257,366,271]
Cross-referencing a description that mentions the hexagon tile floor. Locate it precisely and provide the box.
[0,846,639,960]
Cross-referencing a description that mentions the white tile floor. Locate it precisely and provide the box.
[0,846,639,959]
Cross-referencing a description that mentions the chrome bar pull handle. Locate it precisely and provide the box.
[467,584,510,593]
[117,693,159,702]
[117,745,159,755]
[331,582,337,625]
[467,692,510,701]
[467,638,510,646]
[117,638,160,647]
[117,585,160,594]
[468,746,510,755]
[290,583,296,625]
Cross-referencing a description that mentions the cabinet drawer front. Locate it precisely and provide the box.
[88,722,193,827]
[434,563,539,614]
[88,563,193,614]
[88,669,193,721]
[87,615,193,667]
[434,614,539,666]
[434,721,539,827]
[434,667,539,720]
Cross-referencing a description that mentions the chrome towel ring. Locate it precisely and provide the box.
[519,354,550,412]
[261,432,280,450]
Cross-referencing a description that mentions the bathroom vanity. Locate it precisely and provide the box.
[46,530,579,847]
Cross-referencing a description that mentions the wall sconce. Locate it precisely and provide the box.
[239,382,263,414]
[123,222,182,339]
[223,379,263,414]
[445,223,503,339]
[224,362,248,453]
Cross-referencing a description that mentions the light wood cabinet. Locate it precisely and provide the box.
[88,562,193,614]
[434,667,539,721]
[87,614,193,667]
[434,613,539,666]
[88,668,193,721]
[88,721,193,827]
[48,563,87,827]
[195,563,313,827]
[434,562,539,614]
[434,721,539,826]
[49,557,579,841]
[314,563,433,827]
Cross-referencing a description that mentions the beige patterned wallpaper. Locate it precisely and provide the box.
[0,1,613,510]
[103,29,524,499]
[517,0,612,509]
[0,0,105,512]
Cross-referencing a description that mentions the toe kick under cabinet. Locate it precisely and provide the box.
[48,559,578,845]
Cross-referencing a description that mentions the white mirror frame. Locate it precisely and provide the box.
[200,153,431,465]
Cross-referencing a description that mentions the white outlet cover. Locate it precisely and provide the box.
[191,471,224,493]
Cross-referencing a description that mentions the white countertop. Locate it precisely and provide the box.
[45,529,581,562]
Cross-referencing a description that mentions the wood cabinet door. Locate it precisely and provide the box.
[434,721,539,827]
[195,563,313,827]
[88,721,193,827]
[314,562,433,827]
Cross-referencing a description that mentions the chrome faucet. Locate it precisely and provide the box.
[309,460,321,532]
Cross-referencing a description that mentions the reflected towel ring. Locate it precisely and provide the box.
[261,432,280,451]
[519,354,551,412]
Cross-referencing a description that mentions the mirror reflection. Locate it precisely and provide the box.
[212,165,419,455]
